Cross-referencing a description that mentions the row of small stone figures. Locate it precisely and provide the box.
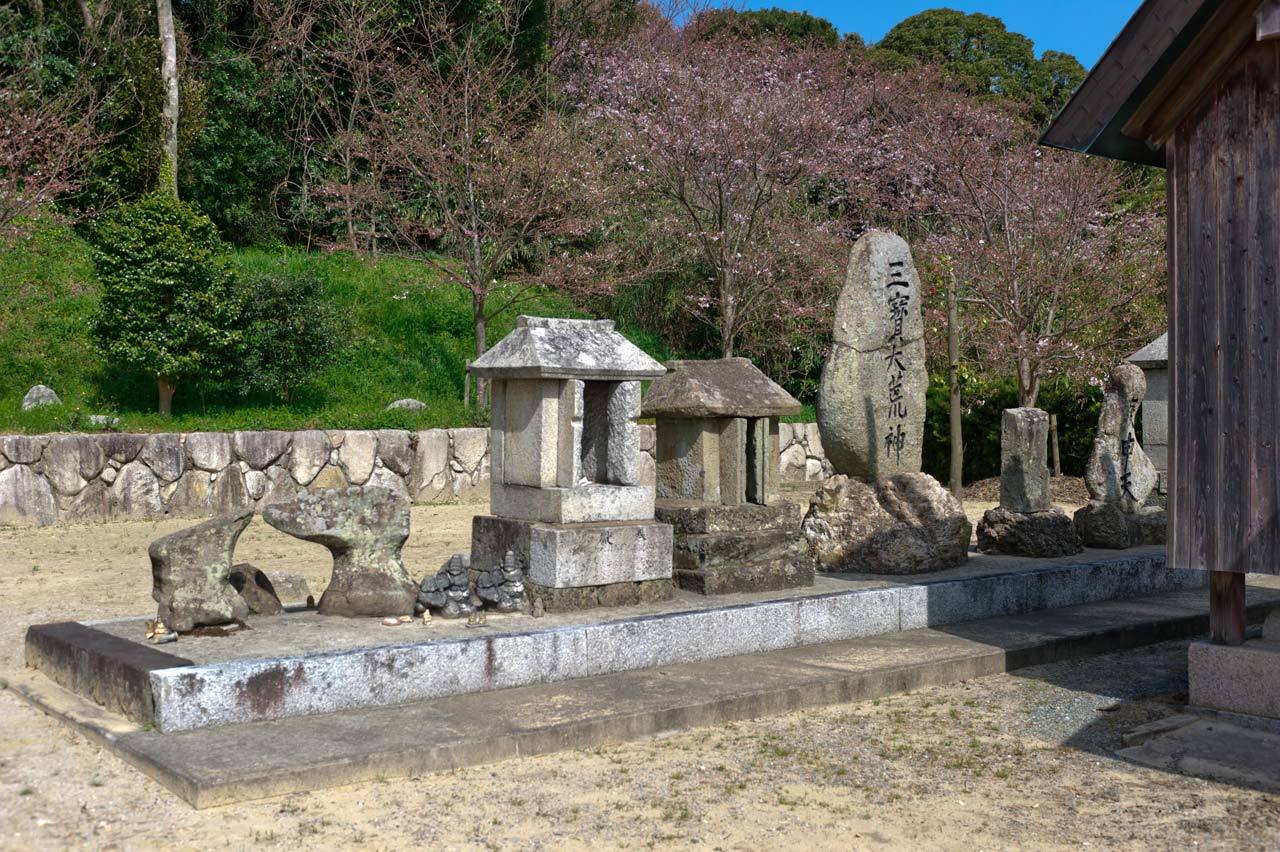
[416,551,541,620]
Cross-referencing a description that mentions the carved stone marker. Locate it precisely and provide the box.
[263,486,415,617]
[817,230,927,479]
[976,408,1082,558]
[151,508,253,632]
[1075,363,1166,548]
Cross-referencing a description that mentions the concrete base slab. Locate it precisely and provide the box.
[23,548,1208,732]
[1119,716,1280,792]
[1188,638,1280,719]
[14,583,1280,808]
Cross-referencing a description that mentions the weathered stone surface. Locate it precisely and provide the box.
[22,384,62,411]
[817,230,927,479]
[411,429,451,501]
[289,430,331,486]
[111,461,164,517]
[308,464,348,490]
[376,430,413,475]
[42,435,87,496]
[99,466,117,485]
[657,500,803,535]
[166,470,213,516]
[264,571,311,604]
[86,414,120,429]
[244,469,268,501]
[337,431,378,485]
[261,465,299,505]
[63,479,111,522]
[211,466,252,512]
[803,473,971,574]
[151,509,253,632]
[1085,363,1157,512]
[1000,408,1050,512]
[976,506,1083,558]
[450,428,488,474]
[77,436,106,480]
[1075,498,1168,550]
[99,433,145,464]
[187,432,233,472]
[233,431,292,470]
[262,486,415,617]
[475,550,527,612]
[367,463,410,503]
[385,398,426,411]
[642,358,802,419]
[0,465,58,525]
[140,433,185,481]
[469,316,667,381]
[1,435,45,464]
[228,563,284,615]
[489,482,654,524]
[526,578,674,613]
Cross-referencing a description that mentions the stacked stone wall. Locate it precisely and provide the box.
[0,424,828,526]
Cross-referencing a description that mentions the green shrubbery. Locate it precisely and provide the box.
[90,192,245,414]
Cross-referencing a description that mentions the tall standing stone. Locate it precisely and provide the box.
[817,230,927,478]
[1000,408,1050,513]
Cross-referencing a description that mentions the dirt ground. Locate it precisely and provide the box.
[2,505,1276,850]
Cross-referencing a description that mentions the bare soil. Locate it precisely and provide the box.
[1,512,1276,850]
[963,475,1091,506]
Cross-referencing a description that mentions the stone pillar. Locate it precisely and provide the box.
[1000,408,1050,512]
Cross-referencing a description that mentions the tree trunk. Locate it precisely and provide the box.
[156,0,179,197]
[947,273,963,499]
[1017,355,1040,408]
[473,291,489,409]
[75,0,92,29]
[157,376,176,416]
[720,269,736,358]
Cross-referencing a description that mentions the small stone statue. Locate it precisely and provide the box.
[416,553,475,618]
[475,551,527,613]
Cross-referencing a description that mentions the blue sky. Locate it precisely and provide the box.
[742,1,1144,69]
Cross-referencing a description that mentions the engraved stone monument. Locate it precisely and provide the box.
[1074,363,1166,548]
[468,317,674,611]
[643,358,814,594]
[817,229,928,479]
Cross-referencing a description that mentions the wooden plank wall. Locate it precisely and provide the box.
[1169,40,1280,575]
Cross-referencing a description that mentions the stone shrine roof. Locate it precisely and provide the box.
[469,316,666,380]
[641,358,802,419]
[1126,332,1168,368]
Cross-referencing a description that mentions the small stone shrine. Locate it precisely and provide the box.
[1073,364,1167,548]
[468,316,674,611]
[806,230,971,574]
[976,408,1083,557]
[642,358,814,594]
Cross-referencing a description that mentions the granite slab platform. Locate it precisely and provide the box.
[15,582,1280,808]
[25,547,1203,732]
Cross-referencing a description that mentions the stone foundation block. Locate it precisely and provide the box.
[526,578,675,613]
[472,515,673,590]
[655,501,802,535]
[976,506,1083,558]
[489,481,654,524]
[1189,639,1280,720]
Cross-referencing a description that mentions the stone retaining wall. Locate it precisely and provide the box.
[0,424,830,526]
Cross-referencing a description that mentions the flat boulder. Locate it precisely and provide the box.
[803,473,970,574]
[151,509,253,632]
[262,486,414,617]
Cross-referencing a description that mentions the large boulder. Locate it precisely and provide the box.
[337,430,378,485]
[803,473,971,574]
[22,385,61,411]
[150,509,254,632]
[817,230,928,479]
[262,486,414,617]
[288,430,331,486]
[140,433,185,482]
[233,431,291,470]
[187,432,234,472]
[977,506,1083,558]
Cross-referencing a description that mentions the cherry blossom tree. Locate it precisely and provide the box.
[584,29,857,357]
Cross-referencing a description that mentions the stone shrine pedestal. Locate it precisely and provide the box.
[468,317,674,612]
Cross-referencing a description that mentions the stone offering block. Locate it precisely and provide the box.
[151,509,253,632]
[976,506,1083,558]
[817,230,927,479]
[1000,408,1050,513]
[803,473,971,574]
[263,486,415,617]
[657,502,814,595]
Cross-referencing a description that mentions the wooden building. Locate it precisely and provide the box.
[1043,0,1280,645]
